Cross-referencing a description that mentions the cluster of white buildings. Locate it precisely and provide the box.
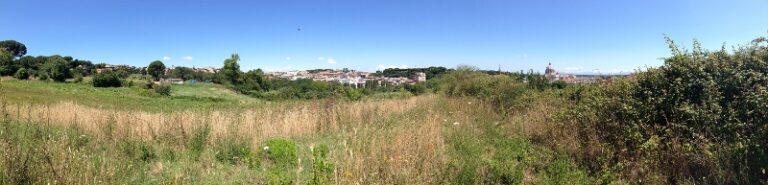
[266,69,427,88]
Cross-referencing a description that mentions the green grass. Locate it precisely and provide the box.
[0,77,599,184]
[0,78,264,112]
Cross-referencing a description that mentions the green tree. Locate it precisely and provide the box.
[220,54,242,84]
[0,40,27,57]
[92,71,123,87]
[13,68,29,80]
[41,56,70,82]
[168,66,194,81]
[147,60,166,81]
[0,49,12,75]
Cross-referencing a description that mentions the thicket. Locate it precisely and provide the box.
[92,71,123,87]
[557,37,768,184]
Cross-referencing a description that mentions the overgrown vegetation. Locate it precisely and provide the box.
[1,35,767,184]
[553,37,768,184]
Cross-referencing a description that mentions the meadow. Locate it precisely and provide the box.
[1,36,767,184]
[0,78,589,184]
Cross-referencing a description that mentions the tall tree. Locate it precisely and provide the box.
[0,40,27,57]
[41,56,70,82]
[220,54,241,84]
[0,49,13,75]
[147,60,166,81]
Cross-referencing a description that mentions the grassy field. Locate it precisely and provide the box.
[0,77,593,184]
[0,77,264,112]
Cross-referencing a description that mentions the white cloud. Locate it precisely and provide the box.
[317,57,325,61]
[182,56,193,61]
[285,57,291,61]
[327,58,336,64]
[376,64,409,70]
[162,56,171,61]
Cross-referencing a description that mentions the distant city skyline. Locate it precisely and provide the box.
[2,0,767,74]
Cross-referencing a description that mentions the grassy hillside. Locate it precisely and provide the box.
[1,37,766,184]
[0,77,264,112]
[0,75,595,184]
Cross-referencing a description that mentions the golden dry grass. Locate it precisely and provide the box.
[4,95,433,143]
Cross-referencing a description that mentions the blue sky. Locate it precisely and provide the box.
[2,0,767,73]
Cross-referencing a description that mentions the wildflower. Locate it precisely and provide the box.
[453,122,460,125]
[263,146,269,151]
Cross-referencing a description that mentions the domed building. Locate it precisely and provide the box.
[544,63,559,81]
[544,63,575,82]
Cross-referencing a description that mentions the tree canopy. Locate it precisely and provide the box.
[147,60,166,81]
[220,54,241,84]
[0,40,27,57]
[41,56,71,82]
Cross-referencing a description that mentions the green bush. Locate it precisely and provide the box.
[308,144,334,185]
[403,83,427,95]
[263,138,298,168]
[40,56,70,82]
[437,68,529,113]
[344,88,363,101]
[560,37,768,184]
[13,68,29,80]
[153,84,172,96]
[214,136,259,168]
[92,71,122,87]
[263,138,298,184]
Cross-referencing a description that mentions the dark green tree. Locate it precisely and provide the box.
[92,71,122,87]
[0,49,12,75]
[147,60,166,81]
[220,54,242,84]
[41,56,70,82]
[0,40,27,57]
[13,68,29,80]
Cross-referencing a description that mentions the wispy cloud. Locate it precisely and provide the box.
[182,56,193,61]
[285,57,291,61]
[327,58,337,64]
[162,56,171,61]
[317,57,325,61]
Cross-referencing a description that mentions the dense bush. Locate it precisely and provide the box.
[40,56,70,82]
[153,84,172,96]
[263,138,298,184]
[435,66,529,113]
[92,71,123,87]
[308,144,334,185]
[13,68,29,80]
[560,37,768,184]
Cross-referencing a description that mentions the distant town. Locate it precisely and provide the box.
[93,63,625,86]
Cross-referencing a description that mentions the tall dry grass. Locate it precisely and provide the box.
[3,95,453,184]
[5,95,433,143]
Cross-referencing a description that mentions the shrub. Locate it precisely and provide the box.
[13,68,29,80]
[344,88,363,101]
[37,73,49,81]
[308,144,334,185]
[263,138,298,184]
[40,56,70,82]
[437,68,528,112]
[263,138,298,168]
[214,136,259,168]
[404,83,427,95]
[92,71,122,87]
[560,37,768,184]
[153,84,172,96]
